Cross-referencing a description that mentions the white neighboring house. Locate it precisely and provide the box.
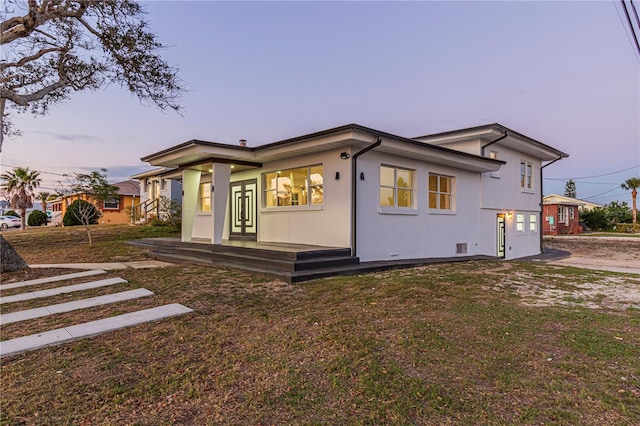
[130,168,182,222]
[139,123,568,262]
[543,194,602,211]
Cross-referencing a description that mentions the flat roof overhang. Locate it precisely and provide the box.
[141,124,503,173]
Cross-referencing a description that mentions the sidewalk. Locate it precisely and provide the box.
[29,260,175,270]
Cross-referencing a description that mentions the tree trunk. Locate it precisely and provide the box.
[633,188,637,224]
[0,234,28,273]
[20,207,27,230]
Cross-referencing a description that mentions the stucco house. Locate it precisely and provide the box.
[138,123,567,272]
[50,180,140,225]
[130,168,182,222]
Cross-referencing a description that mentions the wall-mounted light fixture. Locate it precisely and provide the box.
[360,172,365,181]
[335,172,340,180]
[340,152,350,160]
[506,211,513,219]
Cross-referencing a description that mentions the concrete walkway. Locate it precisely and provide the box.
[1,270,106,291]
[1,277,127,304]
[29,260,175,270]
[1,288,154,325]
[0,304,193,358]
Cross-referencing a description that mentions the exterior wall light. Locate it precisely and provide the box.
[340,152,350,160]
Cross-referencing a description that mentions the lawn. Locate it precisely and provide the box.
[1,225,639,425]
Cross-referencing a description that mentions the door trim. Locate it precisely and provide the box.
[496,214,506,259]
[229,179,258,241]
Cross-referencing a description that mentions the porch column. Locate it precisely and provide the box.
[182,169,202,242]
[211,163,231,244]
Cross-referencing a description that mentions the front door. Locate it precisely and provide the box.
[496,214,506,259]
[230,179,257,240]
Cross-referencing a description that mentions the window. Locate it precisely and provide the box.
[516,213,525,232]
[199,182,211,212]
[380,165,414,208]
[428,173,453,210]
[529,214,537,232]
[263,165,323,207]
[103,197,120,210]
[558,206,565,223]
[520,161,533,189]
[569,207,575,219]
[161,178,167,191]
[489,150,498,159]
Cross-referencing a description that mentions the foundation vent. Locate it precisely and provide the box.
[456,243,468,254]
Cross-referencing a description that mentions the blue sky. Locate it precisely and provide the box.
[2,1,639,205]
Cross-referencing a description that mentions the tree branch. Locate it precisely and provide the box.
[0,46,62,72]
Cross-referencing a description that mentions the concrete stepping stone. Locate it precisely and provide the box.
[1,278,127,304]
[1,270,106,291]
[0,288,154,325]
[0,304,193,358]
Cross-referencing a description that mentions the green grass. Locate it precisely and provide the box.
[1,227,639,424]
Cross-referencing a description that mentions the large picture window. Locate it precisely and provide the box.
[199,182,211,212]
[380,165,414,208]
[428,173,453,210]
[263,165,323,207]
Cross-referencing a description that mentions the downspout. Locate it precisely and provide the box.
[540,155,564,252]
[481,130,508,157]
[351,136,382,257]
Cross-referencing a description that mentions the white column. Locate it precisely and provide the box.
[181,169,201,242]
[211,163,231,244]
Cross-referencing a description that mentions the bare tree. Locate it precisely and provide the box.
[1,0,183,151]
[68,169,118,247]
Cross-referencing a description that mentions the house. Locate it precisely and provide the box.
[542,198,583,236]
[49,180,140,225]
[543,194,602,211]
[130,168,181,222]
[138,123,568,268]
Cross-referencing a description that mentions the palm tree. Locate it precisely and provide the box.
[36,191,52,212]
[0,167,41,230]
[621,177,640,224]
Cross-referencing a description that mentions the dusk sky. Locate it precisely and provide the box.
[2,1,639,205]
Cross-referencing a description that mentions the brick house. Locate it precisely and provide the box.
[542,201,582,235]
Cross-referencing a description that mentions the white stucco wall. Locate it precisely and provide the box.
[355,151,491,262]
[222,148,353,248]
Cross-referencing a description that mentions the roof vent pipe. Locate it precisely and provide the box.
[239,139,247,147]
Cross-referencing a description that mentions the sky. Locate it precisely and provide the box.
[2,0,639,205]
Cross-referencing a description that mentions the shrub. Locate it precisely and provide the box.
[4,210,19,217]
[63,199,101,226]
[27,210,48,226]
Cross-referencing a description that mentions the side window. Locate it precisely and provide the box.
[199,182,211,212]
[520,161,533,189]
[529,214,537,232]
[428,173,454,210]
[380,165,415,208]
[516,213,525,232]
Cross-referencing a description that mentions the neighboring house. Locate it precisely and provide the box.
[543,194,602,211]
[49,180,140,225]
[130,168,181,222]
[542,201,582,235]
[139,123,568,262]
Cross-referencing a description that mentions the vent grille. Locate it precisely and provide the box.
[456,243,468,254]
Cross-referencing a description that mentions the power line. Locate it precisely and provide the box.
[621,0,640,57]
[0,163,70,177]
[582,186,623,201]
[613,0,640,62]
[544,164,640,180]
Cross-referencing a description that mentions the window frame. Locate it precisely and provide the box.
[428,172,455,212]
[558,206,565,223]
[262,164,324,209]
[529,213,537,232]
[198,182,212,213]
[520,161,533,191]
[516,213,525,233]
[103,196,120,210]
[379,165,416,211]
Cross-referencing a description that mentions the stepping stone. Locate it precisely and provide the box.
[0,304,193,358]
[0,270,106,291]
[0,288,154,325]
[1,278,127,304]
